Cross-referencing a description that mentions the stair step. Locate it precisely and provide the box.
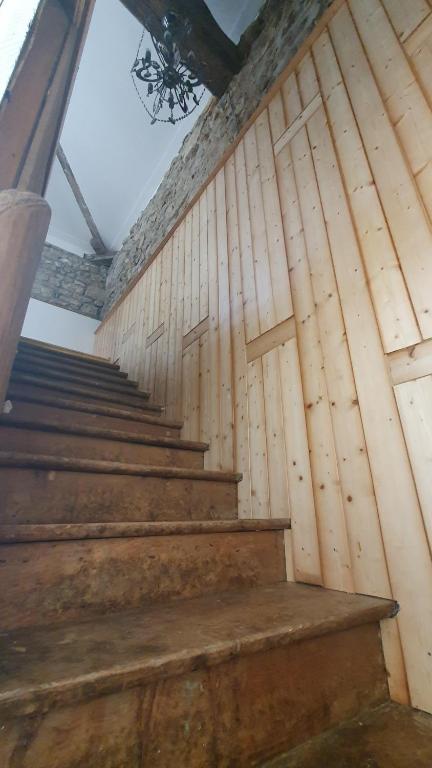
[0,583,395,766]
[15,347,129,380]
[263,702,432,768]
[5,393,181,437]
[18,337,118,370]
[13,358,140,395]
[0,420,207,467]
[0,452,240,524]
[0,521,290,629]
[0,518,291,542]
[10,372,153,410]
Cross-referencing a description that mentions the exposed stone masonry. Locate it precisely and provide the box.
[104,0,332,313]
[32,244,108,320]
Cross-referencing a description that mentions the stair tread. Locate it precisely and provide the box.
[0,415,207,450]
[0,582,395,719]
[0,518,291,542]
[16,349,129,378]
[19,337,116,368]
[0,450,242,481]
[10,372,152,404]
[13,360,139,391]
[261,702,432,767]
[6,391,182,429]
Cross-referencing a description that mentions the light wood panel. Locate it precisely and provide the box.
[95,0,432,714]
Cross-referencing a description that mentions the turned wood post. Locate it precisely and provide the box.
[0,0,96,406]
[0,191,51,406]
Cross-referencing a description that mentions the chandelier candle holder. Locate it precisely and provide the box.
[131,11,205,125]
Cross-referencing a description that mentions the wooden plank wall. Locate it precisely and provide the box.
[95,0,432,714]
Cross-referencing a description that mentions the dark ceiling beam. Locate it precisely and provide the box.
[120,0,243,97]
[56,143,107,255]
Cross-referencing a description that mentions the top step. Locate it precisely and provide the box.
[18,337,118,370]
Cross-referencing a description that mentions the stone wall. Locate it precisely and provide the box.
[104,0,332,312]
[32,244,107,319]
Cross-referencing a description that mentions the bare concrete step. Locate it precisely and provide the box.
[0,583,395,768]
[4,393,180,437]
[0,452,240,524]
[0,523,290,630]
[262,702,432,768]
[18,337,118,370]
[0,420,206,467]
[15,347,129,381]
[13,357,139,395]
[10,372,153,410]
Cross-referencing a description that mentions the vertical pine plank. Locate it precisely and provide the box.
[330,5,432,339]
[199,330,210,443]
[350,0,432,224]
[173,220,186,421]
[278,337,322,586]
[312,30,420,352]
[199,191,209,322]
[234,140,260,343]
[244,124,275,336]
[279,72,354,593]
[255,108,293,324]
[305,71,432,712]
[183,209,193,335]
[191,200,200,331]
[382,0,431,42]
[226,155,251,518]
[206,180,221,470]
[262,348,291,519]
[247,358,270,518]
[216,168,234,471]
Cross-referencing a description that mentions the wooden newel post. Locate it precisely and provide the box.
[0,191,51,406]
[0,0,95,406]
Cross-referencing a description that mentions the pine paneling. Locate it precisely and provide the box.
[95,0,432,714]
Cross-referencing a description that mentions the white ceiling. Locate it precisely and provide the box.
[45,0,263,256]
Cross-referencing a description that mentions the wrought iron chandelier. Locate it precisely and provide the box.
[131,10,205,126]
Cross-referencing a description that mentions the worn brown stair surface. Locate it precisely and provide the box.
[262,702,432,768]
[0,523,289,630]
[9,372,156,410]
[3,394,181,436]
[0,452,240,523]
[0,339,402,767]
[0,582,394,719]
[0,420,207,465]
[18,337,118,368]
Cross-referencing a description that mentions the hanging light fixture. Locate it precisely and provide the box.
[131,10,205,126]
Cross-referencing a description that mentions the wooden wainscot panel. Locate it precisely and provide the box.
[388,339,432,385]
[246,316,295,363]
[146,322,164,349]
[182,316,209,351]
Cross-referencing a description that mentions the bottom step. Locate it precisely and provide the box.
[0,583,394,767]
[263,701,432,768]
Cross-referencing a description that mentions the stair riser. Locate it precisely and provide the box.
[8,381,160,413]
[0,531,286,630]
[13,360,139,395]
[0,623,388,767]
[3,400,180,438]
[0,468,238,524]
[18,342,118,371]
[16,350,128,380]
[9,376,151,409]
[0,427,204,468]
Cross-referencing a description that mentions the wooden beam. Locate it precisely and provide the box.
[246,317,296,363]
[56,144,106,254]
[0,0,96,194]
[120,0,242,97]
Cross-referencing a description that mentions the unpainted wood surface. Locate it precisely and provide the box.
[95,0,432,714]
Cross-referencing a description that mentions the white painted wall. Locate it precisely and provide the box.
[44,0,265,256]
[22,299,100,355]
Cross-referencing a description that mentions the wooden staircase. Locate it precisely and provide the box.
[0,339,429,767]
